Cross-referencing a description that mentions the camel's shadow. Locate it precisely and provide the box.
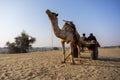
[69,57,120,68]
[98,57,120,62]
[79,55,120,62]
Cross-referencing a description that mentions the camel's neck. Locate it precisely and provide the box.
[50,19,65,39]
[51,20,60,33]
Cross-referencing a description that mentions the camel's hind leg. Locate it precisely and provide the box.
[61,40,66,63]
[70,42,75,64]
[77,44,81,58]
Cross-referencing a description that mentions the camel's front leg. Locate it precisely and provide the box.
[61,40,65,63]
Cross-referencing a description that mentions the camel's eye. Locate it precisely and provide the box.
[52,13,55,15]
[52,12,58,16]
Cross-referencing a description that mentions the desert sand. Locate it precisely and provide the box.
[0,48,120,80]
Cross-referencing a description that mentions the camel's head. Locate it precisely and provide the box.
[46,9,58,21]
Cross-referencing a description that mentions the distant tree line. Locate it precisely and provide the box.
[6,31,36,53]
[52,47,59,50]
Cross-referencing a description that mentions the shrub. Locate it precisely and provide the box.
[6,31,36,53]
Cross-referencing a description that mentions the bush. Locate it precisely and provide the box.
[6,31,36,53]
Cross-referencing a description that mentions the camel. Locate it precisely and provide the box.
[46,9,82,64]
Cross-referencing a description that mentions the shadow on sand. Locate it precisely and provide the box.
[80,55,120,62]
[98,57,120,62]
[70,57,120,68]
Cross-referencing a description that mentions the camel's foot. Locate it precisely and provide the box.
[61,61,66,64]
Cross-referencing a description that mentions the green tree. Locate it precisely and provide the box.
[6,42,18,53]
[6,31,36,53]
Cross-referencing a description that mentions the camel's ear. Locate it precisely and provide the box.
[56,13,58,16]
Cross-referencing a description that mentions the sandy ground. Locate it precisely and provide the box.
[0,48,120,80]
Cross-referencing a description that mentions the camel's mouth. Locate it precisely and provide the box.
[46,9,51,14]
[46,9,58,16]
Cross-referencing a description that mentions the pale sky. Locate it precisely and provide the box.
[0,0,120,47]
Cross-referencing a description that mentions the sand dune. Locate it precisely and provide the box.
[0,48,120,80]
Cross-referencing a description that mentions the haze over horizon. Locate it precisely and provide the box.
[0,0,120,47]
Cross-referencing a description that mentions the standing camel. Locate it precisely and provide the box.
[46,9,81,64]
